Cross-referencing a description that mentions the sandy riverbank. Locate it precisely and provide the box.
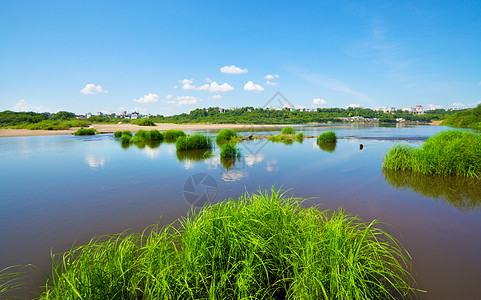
[0,123,297,138]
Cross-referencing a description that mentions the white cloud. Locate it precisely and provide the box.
[176,96,198,105]
[244,81,264,92]
[181,79,196,90]
[264,74,279,79]
[12,99,34,111]
[133,93,159,103]
[266,81,278,86]
[220,65,248,74]
[180,79,233,92]
[212,94,222,99]
[347,103,361,108]
[427,104,443,110]
[205,77,212,82]
[173,85,178,89]
[167,100,176,104]
[452,102,466,107]
[209,82,234,92]
[166,94,173,99]
[80,83,107,95]
[12,99,49,112]
[313,98,327,105]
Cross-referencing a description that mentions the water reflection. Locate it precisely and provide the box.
[382,169,481,211]
[317,141,337,152]
[220,157,241,171]
[84,155,106,169]
[176,149,212,162]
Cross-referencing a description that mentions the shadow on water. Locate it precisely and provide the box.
[382,169,481,212]
[176,149,212,162]
[317,141,337,152]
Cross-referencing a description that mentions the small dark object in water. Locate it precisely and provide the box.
[360,143,364,150]
[248,135,253,139]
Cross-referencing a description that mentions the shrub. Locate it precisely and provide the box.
[134,119,156,126]
[215,129,237,143]
[281,126,294,135]
[73,128,97,136]
[268,134,294,145]
[145,129,163,141]
[176,134,213,151]
[220,143,241,158]
[383,130,481,177]
[317,130,337,143]
[163,130,186,140]
[113,131,122,138]
[37,188,417,299]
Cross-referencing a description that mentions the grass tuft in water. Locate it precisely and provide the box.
[220,142,241,158]
[121,130,132,137]
[37,188,418,299]
[163,130,186,141]
[317,130,337,143]
[73,128,97,136]
[119,135,131,144]
[113,131,122,138]
[144,129,163,141]
[176,134,213,151]
[215,129,237,143]
[383,130,481,177]
[281,126,294,134]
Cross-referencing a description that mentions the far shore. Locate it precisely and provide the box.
[0,121,441,138]
[0,123,298,138]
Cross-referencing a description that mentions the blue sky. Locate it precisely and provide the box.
[1,0,480,115]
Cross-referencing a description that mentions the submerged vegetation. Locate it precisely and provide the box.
[383,130,481,178]
[441,104,481,129]
[383,169,481,212]
[176,134,213,151]
[317,130,337,143]
[32,189,416,299]
[215,128,237,143]
[281,126,294,134]
[73,128,97,136]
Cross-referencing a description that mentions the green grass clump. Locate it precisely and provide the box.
[37,188,417,299]
[220,143,241,158]
[145,129,163,141]
[131,129,147,143]
[215,129,237,143]
[11,119,91,130]
[176,149,212,162]
[295,132,304,142]
[163,130,186,141]
[383,130,481,177]
[317,130,337,143]
[268,134,294,145]
[176,134,213,151]
[281,126,294,134]
[121,130,132,137]
[113,131,122,138]
[134,119,156,126]
[73,128,97,136]
[119,135,131,144]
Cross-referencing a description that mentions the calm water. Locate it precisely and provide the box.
[1,124,480,299]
